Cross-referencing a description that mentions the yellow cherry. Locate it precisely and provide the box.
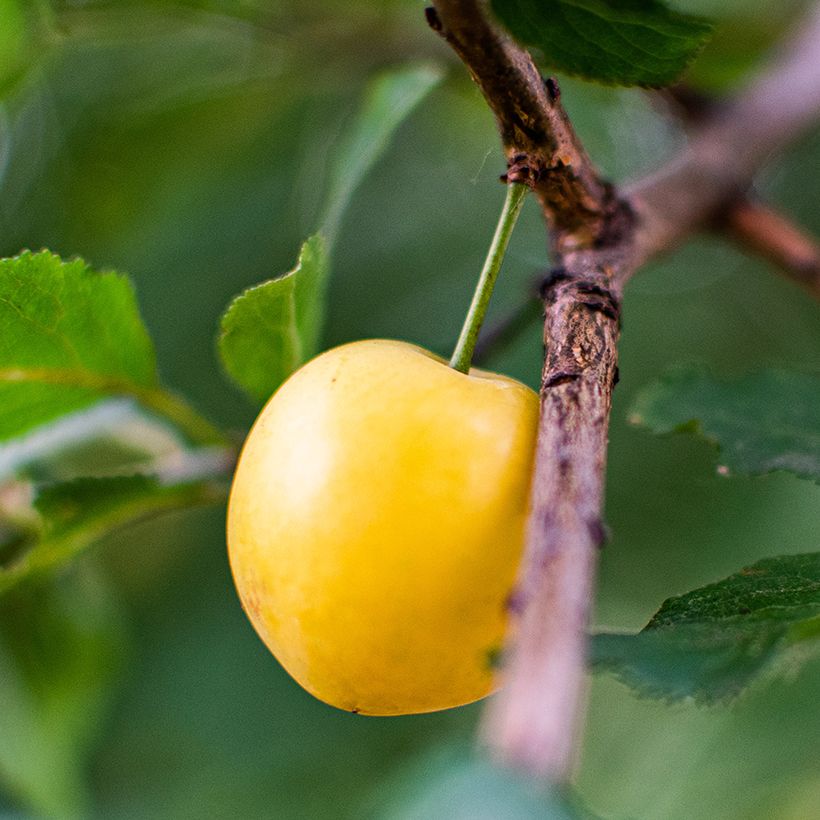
[227,339,538,715]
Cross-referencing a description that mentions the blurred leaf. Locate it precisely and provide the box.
[217,63,442,404]
[629,367,820,482]
[0,0,34,96]
[321,62,444,245]
[217,234,328,405]
[0,567,125,817]
[0,251,223,445]
[676,0,807,92]
[0,475,225,594]
[491,0,713,87]
[592,552,820,702]
[379,747,585,819]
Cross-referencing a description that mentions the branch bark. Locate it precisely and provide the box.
[429,0,820,785]
[659,86,820,300]
[630,5,820,267]
[426,0,625,243]
[721,199,820,300]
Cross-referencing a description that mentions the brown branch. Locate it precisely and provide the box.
[629,5,820,268]
[429,0,633,783]
[721,200,820,299]
[658,86,820,300]
[481,263,620,780]
[428,0,820,786]
[426,0,624,243]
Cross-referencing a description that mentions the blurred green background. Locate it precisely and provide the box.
[0,1,818,817]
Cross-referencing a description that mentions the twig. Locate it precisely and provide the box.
[659,86,820,300]
[428,0,820,784]
[629,5,820,268]
[721,199,820,299]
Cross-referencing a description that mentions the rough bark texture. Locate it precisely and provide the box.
[481,261,620,778]
[429,0,820,784]
[427,0,622,243]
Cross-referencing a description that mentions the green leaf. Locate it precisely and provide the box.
[592,552,820,702]
[629,367,820,483]
[0,567,125,816]
[491,0,713,87]
[0,0,33,96]
[0,250,223,445]
[320,63,444,246]
[0,474,225,595]
[217,63,442,404]
[0,250,156,440]
[676,0,806,92]
[378,746,587,819]
[217,234,328,405]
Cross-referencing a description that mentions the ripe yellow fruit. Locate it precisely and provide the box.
[227,339,538,715]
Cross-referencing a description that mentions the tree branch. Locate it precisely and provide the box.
[720,199,820,300]
[426,0,625,243]
[428,0,820,785]
[629,5,820,268]
[658,86,820,300]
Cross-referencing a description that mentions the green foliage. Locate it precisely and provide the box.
[0,2,817,817]
[592,553,820,702]
[218,234,328,405]
[490,0,713,87]
[0,251,223,445]
[0,475,224,595]
[677,0,807,92]
[217,64,442,404]
[320,64,444,246]
[0,0,33,95]
[0,568,125,817]
[0,251,157,441]
[381,750,584,819]
[630,367,820,483]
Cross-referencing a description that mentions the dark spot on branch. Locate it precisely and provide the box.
[538,267,571,299]
[507,153,543,186]
[545,371,581,389]
[573,281,621,322]
[587,518,609,548]
[579,299,620,322]
[486,646,505,669]
[539,507,557,535]
[594,193,636,247]
[499,173,508,183]
[424,6,443,32]
[575,281,613,300]
[505,588,527,615]
[544,76,561,102]
[351,707,361,714]
[612,366,620,387]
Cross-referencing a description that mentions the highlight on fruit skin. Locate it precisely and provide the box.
[227,339,539,715]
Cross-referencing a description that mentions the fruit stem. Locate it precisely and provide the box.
[449,182,528,374]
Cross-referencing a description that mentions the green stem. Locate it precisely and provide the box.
[449,182,528,373]
[133,386,227,447]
